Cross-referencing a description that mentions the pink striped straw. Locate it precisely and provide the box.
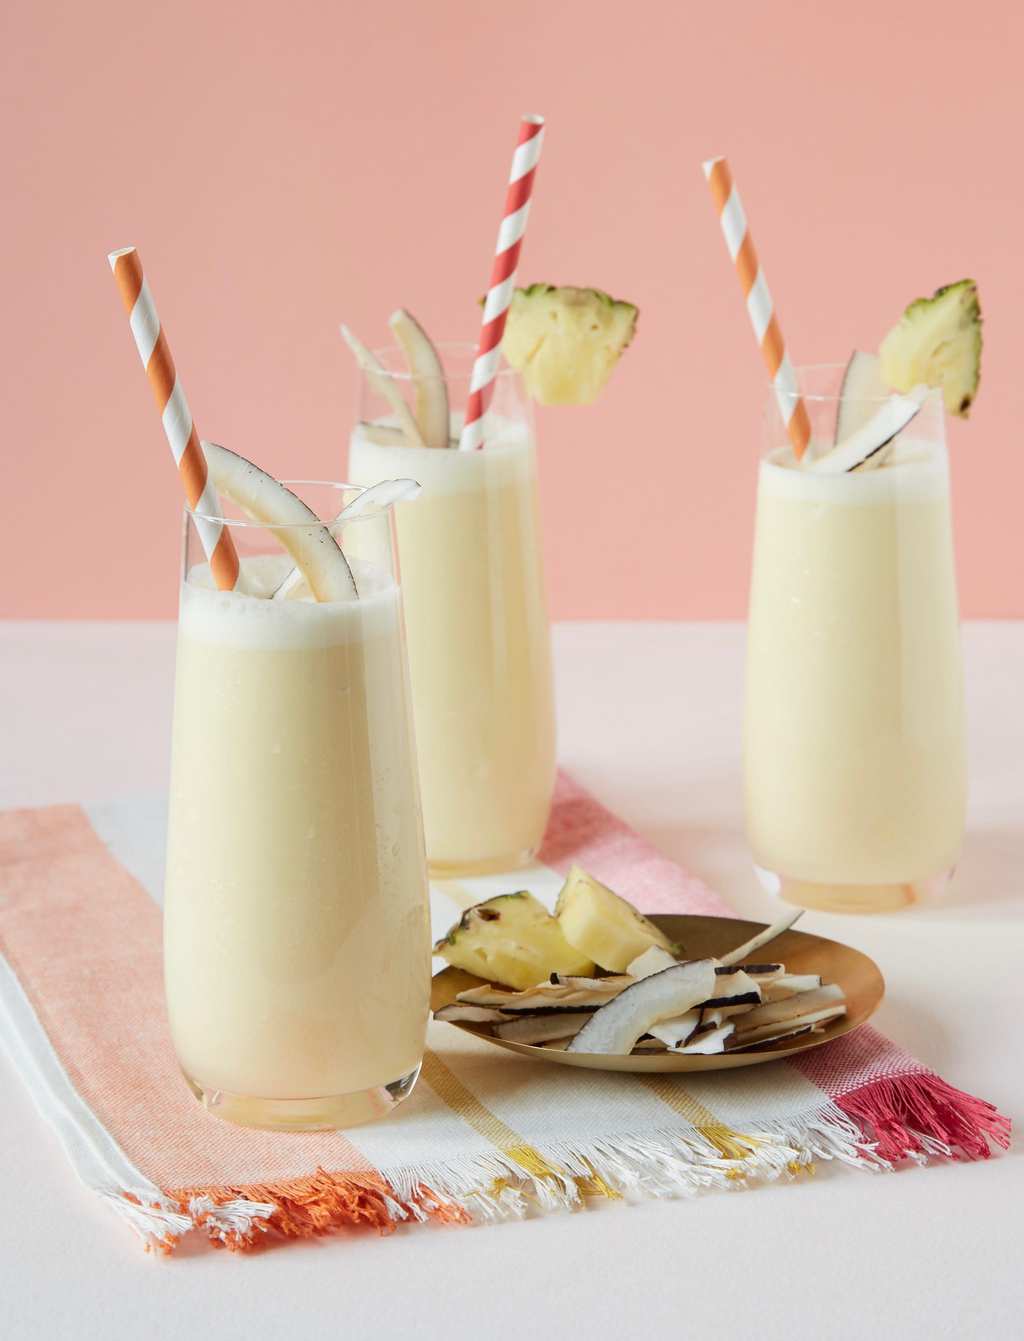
[458,114,546,452]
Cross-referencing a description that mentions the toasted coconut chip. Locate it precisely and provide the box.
[728,1024,815,1051]
[701,969,762,1008]
[672,1022,735,1055]
[726,963,784,981]
[434,1003,512,1024]
[762,973,822,1002]
[717,910,803,967]
[568,960,717,1055]
[550,974,633,992]
[494,1013,592,1044]
[732,1003,846,1046]
[632,1037,670,1053]
[648,1008,702,1048]
[733,983,844,1033]
[627,946,679,979]
[698,1005,748,1029]
[456,982,616,1012]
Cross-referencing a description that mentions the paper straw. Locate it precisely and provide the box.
[458,114,545,452]
[703,158,811,461]
[108,247,239,589]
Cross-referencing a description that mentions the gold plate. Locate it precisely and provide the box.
[430,914,884,1073]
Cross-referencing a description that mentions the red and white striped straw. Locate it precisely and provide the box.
[703,157,811,461]
[108,247,239,589]
[458,114,546,452]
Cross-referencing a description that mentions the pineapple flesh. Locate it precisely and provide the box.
[434,892,596,990]
[555,866,679,973]
[501,284,638,405]
[879,279,982,417]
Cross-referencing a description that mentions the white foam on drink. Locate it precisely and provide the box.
[349,412,534,497]
[181,554,400,651]
[760,438,949,506]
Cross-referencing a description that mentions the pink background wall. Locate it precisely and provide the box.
[2,0,1020,620]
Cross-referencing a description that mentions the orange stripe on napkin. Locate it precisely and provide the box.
[0,806,382,1194]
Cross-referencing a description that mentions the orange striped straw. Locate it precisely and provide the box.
[108,247,240,589]
[703,158,811,460]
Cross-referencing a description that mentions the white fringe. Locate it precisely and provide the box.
[385,1102,888,1227]
[100,1103,892,1249]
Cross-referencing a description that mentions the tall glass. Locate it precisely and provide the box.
[164,483,430,1130]
[745,365,966,913]
[347,345,557,877]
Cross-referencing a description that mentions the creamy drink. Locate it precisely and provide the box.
[701,157,981,915]
[164,479,430,1130]
[340,284,637,875]
[746,396,966,912]
[349,413,556,875]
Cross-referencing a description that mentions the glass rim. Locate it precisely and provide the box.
[367,339,520,383]
[186,479,386,529]
[770,361,908,405]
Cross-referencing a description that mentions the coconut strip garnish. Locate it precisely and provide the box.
[567,961,717,1055]
[340,324,426,449]
[550,974,634,992]
[702,969,762,1008]
[633,1037,670,1053]
[494,1014,592,1045]
[648,1009,703,1049]
[730,1024,815,1051]
[731,984,845,1033]
[717,910,804,967]
[674,1022,735,1055]
[455,981,625,1013]
[762,973,823,1002]
[434,1003,512,1025]
[730,1005,846,1048]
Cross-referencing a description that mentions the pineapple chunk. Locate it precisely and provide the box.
[501,284,638,405]
[554,867,679,973]
[879,279,982,417]
[434,893,595,990]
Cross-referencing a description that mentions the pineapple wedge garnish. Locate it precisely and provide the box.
[555,866,680,973]
[434,892,595,990]
[501,284,638,405]
[879,279,982,417]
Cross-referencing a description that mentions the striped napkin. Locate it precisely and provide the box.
[0,774,1009,1254]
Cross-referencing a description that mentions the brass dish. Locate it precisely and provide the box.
[430,913,884,1073]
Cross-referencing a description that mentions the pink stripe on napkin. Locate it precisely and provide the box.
[540,773,731,917]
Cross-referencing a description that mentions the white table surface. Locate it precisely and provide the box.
[1,621,1020,1341]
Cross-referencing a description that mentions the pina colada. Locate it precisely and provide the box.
[164,459,430,1130]
[107,249,430,1130]
[746,436,965,912]
[701,160,979,914]
[349,413,554,874]
[744,281,980,913]
[343,290,638,874]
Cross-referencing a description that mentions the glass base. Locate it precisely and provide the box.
[755,864,955,914]
[183,1062,421,1131]
[429,846,538,879]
